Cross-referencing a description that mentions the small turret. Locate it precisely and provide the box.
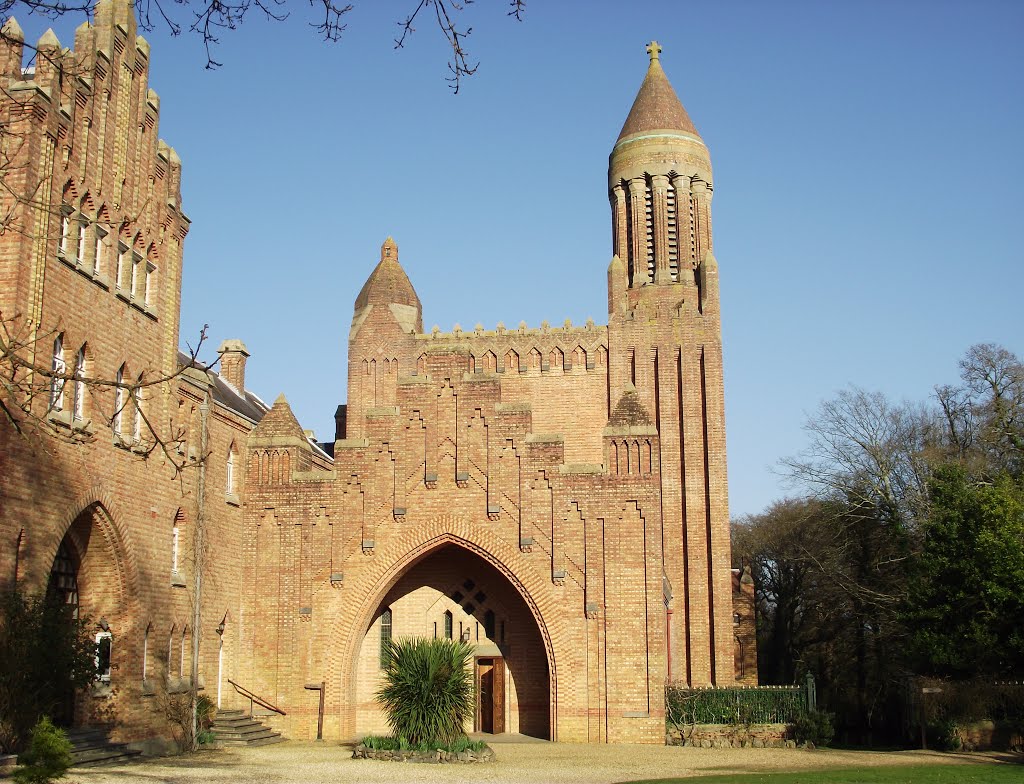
[34,29,62,86]
[0,17,25,80]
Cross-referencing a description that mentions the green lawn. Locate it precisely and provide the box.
[623,763,1022,784]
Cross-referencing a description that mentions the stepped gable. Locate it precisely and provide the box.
[250,393,305,439]
[617,41,700,142]
[608,384,653,427]
[354,237,421,311]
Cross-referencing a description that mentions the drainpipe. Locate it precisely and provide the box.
[191,392,210,747]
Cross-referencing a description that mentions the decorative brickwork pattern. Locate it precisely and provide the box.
[1,16,750,749]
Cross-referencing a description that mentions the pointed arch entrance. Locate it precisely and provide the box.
[44,502,135,726]
[347,541,552,740]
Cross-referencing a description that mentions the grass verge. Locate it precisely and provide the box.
[622,763,1022,784]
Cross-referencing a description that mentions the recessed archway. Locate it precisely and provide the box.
[352,543,551,740]
[45,502,133,727]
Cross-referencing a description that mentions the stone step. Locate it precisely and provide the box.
[210,713,286,747]
[71,745,142,768]
[212,718,264,729]
[63,725,143,768]
[215,727,280,741]
[221,733,285,747]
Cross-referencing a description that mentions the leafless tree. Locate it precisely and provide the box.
[2,0,526,90]
[0,309,219,478]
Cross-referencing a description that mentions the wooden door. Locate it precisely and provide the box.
[492,657,506,733]
[478,659,494,733]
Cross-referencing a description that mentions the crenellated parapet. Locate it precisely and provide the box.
[413,318,609,377]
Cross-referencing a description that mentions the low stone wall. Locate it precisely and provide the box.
[667,723,795,748]
[352,743,495,763]
[0,753,17,778]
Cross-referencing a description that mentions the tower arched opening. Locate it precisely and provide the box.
[353,543,550,739]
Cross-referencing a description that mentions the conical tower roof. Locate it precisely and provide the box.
[354,237,421,311]
[616,41,699,142]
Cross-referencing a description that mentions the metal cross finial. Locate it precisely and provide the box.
[646,41,662,63]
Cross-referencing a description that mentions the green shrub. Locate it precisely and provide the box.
[359,734,488,753]
[0,591,98,752]
[195,695,216,731]
[375,636,475,748]
[13,717,72,784]
[195,730,217,746]
[790,710,835,747]
[666,685,807,726]
[927,719,963,751]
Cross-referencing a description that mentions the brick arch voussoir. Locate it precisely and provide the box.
[35,483,142,620]
[330,515,562,735]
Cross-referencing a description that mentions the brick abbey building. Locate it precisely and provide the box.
[0,1,754,749]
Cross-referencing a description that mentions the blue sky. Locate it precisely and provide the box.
[17,0,1024,517]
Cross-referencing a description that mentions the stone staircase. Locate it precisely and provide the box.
[210,710,286,747]
[66,727,142,767]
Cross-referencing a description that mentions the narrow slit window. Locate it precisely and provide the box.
[485,610,496,640]
[379,607,392,667]
[76,219,87,263]
[95,631,112,682]
[50,335,66,411]
[444,610,453,640]
[72,345,86,421]
[116,244,127,289]
[132,373,144,443]
[114,364,126,434]
[94,226,107,274]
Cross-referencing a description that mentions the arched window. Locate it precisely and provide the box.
[143,623,151,683]
[95,630,112,682]
[50,335,66,411]
[180,626,188,678]
[379,607,392,667]
[444,610,453,640]
[167,624,177,676]
[132,373,144,442]
[75,214,87,263]
[93,210,108,275]
[144,244,158,306]
[47,539,79,619]
[113,364,126,434]
[115,240,127,290]
[59,204,71,256]
[484,609,496,640]
[171,510,183,574]
[226,443,237,495]
[72,345,86,421]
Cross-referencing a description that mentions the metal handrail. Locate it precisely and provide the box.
[227,678,287,717]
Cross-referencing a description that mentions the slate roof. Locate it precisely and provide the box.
[176,350,268,424]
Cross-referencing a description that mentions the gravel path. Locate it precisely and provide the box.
[68,741,1014,784]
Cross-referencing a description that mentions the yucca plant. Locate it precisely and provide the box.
[376,637,475,747]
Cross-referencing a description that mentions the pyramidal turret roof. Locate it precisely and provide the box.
[617,41,699,142]
[354,237,421,311]
[608,384,653,427]
[251,393,305,439]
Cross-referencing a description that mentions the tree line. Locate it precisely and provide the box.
[733,343,1024,744]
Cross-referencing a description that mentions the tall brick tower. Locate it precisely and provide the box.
[607,41,733,685]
